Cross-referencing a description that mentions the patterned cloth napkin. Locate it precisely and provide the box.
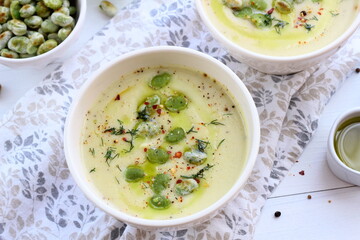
[1,1,360,239]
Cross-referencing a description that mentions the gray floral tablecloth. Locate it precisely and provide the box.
[1,0,360,239]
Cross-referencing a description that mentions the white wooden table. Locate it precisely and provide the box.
[1,2,360,239]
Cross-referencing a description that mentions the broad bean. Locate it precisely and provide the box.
[152,174,170,194]
[28,31,45,46]
[1,48,19,58]
[149,72,171,90]
[51,12,73,27]
[174,179,199,196]
[165,127,186,143]
[37,39,57,55]
[146,147,170,164]
[35,1,51,18]
[0,30,12,50]
[20,4,36,18]
[149,195,171,210]
[10,1,22,20]
[7,19,27,36]
[125,166,145,182]
[58,26,71,41]
[44,0,63,10]
[272,0,294,14]
[183,150,207,165]
[164,95,188,112]
[40,19,59,33]
[136,121,160,138]
[99,1,118,17]
[24,15,43,29]
[0,6,10,24]
[8,36,29,54]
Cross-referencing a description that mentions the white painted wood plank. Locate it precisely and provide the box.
[255,187,360,240]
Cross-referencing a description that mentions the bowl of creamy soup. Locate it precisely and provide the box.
[196,0,360,74]
[64,46,260,229]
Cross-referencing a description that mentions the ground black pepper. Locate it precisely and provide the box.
[274,211,281,218]
[356,68,360,73]
[307,194,312,199]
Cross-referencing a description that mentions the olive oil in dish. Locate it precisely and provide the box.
[334,117,360,172]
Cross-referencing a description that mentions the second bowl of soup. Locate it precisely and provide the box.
[197,0,360,74]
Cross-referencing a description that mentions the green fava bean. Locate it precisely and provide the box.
[146,147,170,164]
[149,72,171,90]
[20,4,36,18]
[37,39,57,55]
[99,0,118,17]
[58,27,71,41]
[136,121,160,138]
[8,19,27,36]
[165,127,185,143]
[272,0,294,14]
[8,36,29,54]
[10,1,21,20]
[36,1,51,18]
[0,25,2,34]
[47,33,61,44]
[183,150,207,165]
[1,48,19,58]
[175,178,199,196]
[149,195,171,210]
[55,6,70,15]
[44,0,63,10]
[125,166,145,182]
[250,13,272,28]
[28,31,45,46]
[24,16,43,29]
[233,7,253,18]
[152,173,170,194]
[62,0,70,7]
[0,31,13,50]
[26,43,38,55]
[69,6,76,16]
[41,19,59,33]
[20,53,36,58]
[137,94,161,120]
[51,12,73,27]
[164,95,188,112]
[0,7,10,24]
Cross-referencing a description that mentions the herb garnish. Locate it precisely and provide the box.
[196,139,210,152]
[309,15,318,21]
[329,10,339,17]
[304,23,315,32]
[89,168,96,173]
[217,139,225,149]
[273,19,289,34]
[100,138,104,146]
[186,126,198,134]
[137,108,150,121]
[181,164,214,179]
[104,147,119,166]
[123,129,138,153]
[116,164,121,172]
[115,176,120,184]
[89,148,95,156]
[103,119,125,135]
[207,119,225,126]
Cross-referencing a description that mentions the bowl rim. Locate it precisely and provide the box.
[196,0,360,62]
[327,107,360,176]
[0,0,87,64]
[64,46,260,228]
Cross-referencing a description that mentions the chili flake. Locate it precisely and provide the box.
[299,170,305,176]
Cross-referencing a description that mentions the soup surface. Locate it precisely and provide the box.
[201,0,360,56]
[81,66,248,219]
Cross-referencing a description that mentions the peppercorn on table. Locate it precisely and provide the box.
[0,1,360,239]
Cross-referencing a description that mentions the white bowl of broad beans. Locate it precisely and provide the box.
[0,0,86,68]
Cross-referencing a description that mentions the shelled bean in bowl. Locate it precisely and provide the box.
[196,0,360,74]
[64,46,260,229]
[0,0,86,68]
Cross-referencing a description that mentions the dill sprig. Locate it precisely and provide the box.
[186,126,198,134]
[123,129,138,153]
[89,168,96,173]
[181,164,214,179]
[89,148,95,156]
[104,147,119,166]
[196,139,210,152]
[103,119,125,135]
[217,139,225,149]
[207,119,225,126]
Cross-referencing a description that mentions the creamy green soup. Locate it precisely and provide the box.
[201,0,359,56]
[81,66,248,219]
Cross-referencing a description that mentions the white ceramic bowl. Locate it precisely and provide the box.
[64,46,260,230]
[327,107,360,186]
[196,0,360,75]
[0,0,86,68]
